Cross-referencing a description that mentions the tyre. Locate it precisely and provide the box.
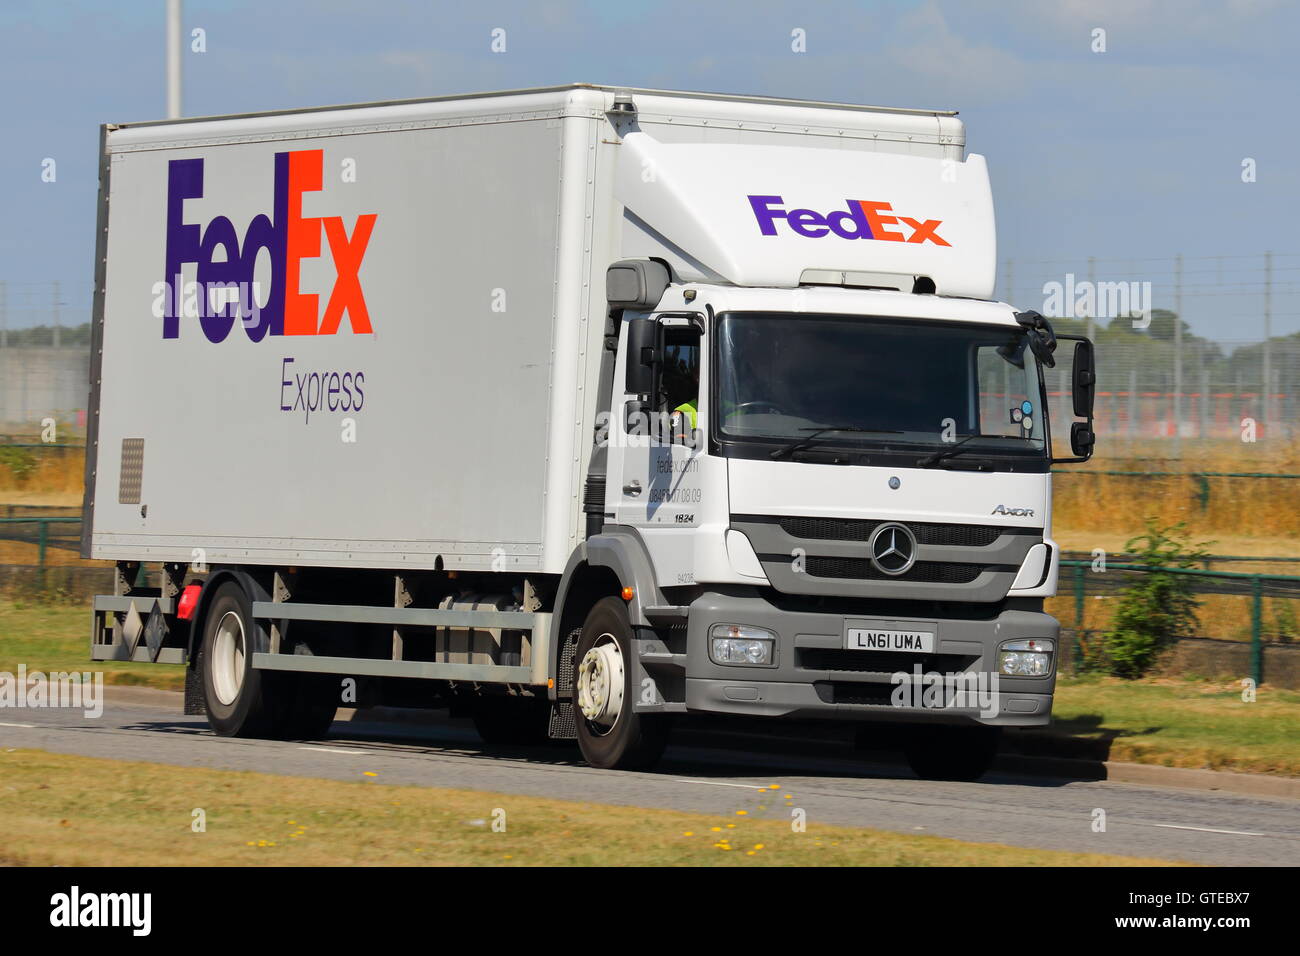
[199,581,276,737]
[198,580,337,740]
[573,596,671,770]
[901,724,1001,781]
[470,696,551,746]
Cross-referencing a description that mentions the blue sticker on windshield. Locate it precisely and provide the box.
[1021,401,1033,415]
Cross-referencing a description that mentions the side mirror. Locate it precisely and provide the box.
[624,319,659,396]
[1069,421,1095,458]
[1051,333,1097,464]
[1072,340,1096,419]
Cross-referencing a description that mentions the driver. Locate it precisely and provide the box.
[669,361,699,430]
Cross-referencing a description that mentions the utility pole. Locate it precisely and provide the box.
[166,0,182,119]
[1173,253,1182,453]
[1263,250,1273,426]
[1085,255,1095,341]
[0,280,7,348]
[52,279,61,349]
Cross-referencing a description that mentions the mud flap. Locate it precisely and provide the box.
[548,701,577,739]
[548,625,580,739]
[183,662,205,716]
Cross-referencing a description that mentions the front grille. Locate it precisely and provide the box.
[802,556,992,584]
[778,516,1027,547]
[799,649,980,674]
[760,590,1022,620]
[814,681,897,706]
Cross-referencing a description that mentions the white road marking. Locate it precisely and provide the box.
[675,778,767,790]
[0,721,36,728]
[1152,824,1265,837]
[299,746,367,755]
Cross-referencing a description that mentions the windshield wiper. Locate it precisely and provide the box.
[915,435,993,467]
[770,426,902,460]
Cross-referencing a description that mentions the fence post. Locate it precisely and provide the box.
[1127,368,1137,437]
[35,517,49,592]
[1250,575,1263,686]
[1073,564,1085,672]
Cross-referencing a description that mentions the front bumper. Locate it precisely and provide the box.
[681,589,1058,727]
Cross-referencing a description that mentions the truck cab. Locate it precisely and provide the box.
[567,116,1095,777]
[577,275,1094,777]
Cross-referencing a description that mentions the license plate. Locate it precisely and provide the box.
[844,628,935,653]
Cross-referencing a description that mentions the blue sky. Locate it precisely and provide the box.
[1,0,1296,341]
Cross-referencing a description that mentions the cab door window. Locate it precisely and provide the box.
[659,326,701,441]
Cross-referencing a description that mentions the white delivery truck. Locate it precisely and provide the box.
[83,84,1096,778]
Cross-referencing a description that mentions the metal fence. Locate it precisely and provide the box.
[1001,252,1300,448]
[0,513,82,565]
[1059,559,1300,685]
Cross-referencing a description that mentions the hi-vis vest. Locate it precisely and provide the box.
[673,401,697,429]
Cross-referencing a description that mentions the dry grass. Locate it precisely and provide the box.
[0,448,83,497]
[1053,439,1300,544]
[1047,591,1299,644]
[0,749,1183,866]
[0,540,100,568]
[5,439,1296,545]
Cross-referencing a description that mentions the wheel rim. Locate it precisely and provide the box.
[211,610,246,706]
[576,632,624,734]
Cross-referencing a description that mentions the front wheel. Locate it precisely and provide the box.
[573,597,671,770]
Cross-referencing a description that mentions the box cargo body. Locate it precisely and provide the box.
[84,85,966,574]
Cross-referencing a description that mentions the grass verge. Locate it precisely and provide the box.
[1037,677,1300,775]
[0,600,184,691]
[0,749,1180,866]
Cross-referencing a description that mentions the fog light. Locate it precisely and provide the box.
[998,638,1054,677]
[709,624,776,666]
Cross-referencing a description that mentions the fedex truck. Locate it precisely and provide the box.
[83,84,1096,779]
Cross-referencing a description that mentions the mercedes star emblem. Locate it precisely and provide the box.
[869,522,917,576]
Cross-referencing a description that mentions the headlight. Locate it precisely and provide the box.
[709,624,776,666]
[998,638,1054,677]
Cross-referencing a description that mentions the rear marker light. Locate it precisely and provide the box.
[177,584,201,621]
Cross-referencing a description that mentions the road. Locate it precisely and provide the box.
[2,690,1297,866]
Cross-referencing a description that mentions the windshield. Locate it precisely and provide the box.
[715,312,1048,459]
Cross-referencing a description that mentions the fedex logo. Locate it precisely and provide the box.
[747,195,950,246]
[161,149,377,342]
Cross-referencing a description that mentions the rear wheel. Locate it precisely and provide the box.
[200,581,275,737]
[199,580,337,740]
[902,724,1001,781]
[573,597,671,770]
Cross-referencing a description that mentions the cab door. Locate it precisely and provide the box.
[612,316,705,534]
